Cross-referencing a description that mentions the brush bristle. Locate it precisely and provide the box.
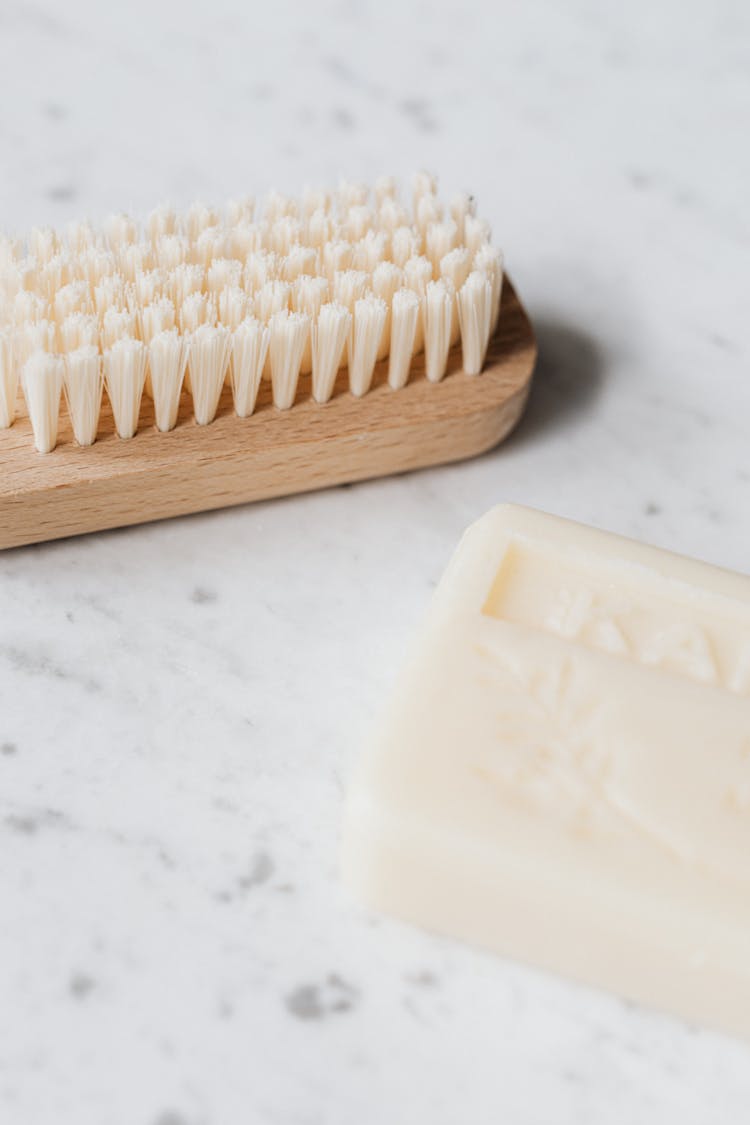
[229,318,269,418]
[103,336,148,439]
[0,328,18,428]
[0,174,503,451]
[269,310,309,410]
[22,352,64,452]
[457,272,493,377]
[388,288,420,391]
[64,346,103,446]
[349,296,387,398]
[311,303,350,404]
[423,280,453,384]
[149,329,190,432]
[187,324,232,425]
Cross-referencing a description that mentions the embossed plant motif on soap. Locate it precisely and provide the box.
[474,649,615,825]
[473,642,726,855]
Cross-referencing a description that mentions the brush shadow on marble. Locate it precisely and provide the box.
[505,316,606,446]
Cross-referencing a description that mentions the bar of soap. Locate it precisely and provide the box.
[342,504,750,1036]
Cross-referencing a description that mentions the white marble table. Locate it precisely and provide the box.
[1,1,749,1122]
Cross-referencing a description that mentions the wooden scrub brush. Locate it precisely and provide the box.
[0,172,536,549]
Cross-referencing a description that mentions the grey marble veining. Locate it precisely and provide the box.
[1,1,749,1122]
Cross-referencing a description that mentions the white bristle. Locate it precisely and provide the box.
[22,352,64,453]
[372,261,404,360]
[292,275,329,316]
[102,307,136,349]
[404,254,433,291]
[440,247,472,346]
[457,271,493,376]
[63,346,103,446]
[217,286,249,330]
[415,194,443,237]
[281,245,317,283]
[141,298,176,345]
[14,291,48,327]
[425,220,458,275]
[120,248,155,288]
[293,275,329,374]
[464,215,492,257]
[374,176,398,207]
[255,280,290,324]
[388,288,420,390]
[440,246,472,291]
[147,205,178,244]
[1,263,21,302]
[38,254,73,300]
[450,192,476,241]
[226,222,264,260]
[19,320,56,366]
[103,336,147,439]
[155,234,189,271]
[3,264,21,299]
[243,251,279,294]
[270,217,302,256]
[348,295,386,397]
[192,226,226,268]
[187,324,232,425]
[322,240,353,284]
[65,220,96,255]
[29,227,60,266]
[473,243,504,332]
[207,258,243,296]
[133,268,167,308]
[332,270,370,314]
[148,329,190,432]
[404,255,433,353]
[180,291,216,334]
[79,248,117,288]
[93,275,124,318]
[60,312,99,352]
[423,279,453,383]
[1,176,503,453]
[103,213,138,251]
[311,303,350,404]
[379,199,409,235]
[302,187,332,218]
[184,203,220,242]
[0,328,17,427]
[118,242,153,283]
[18,259,39,294]
[268,310,309,410]
[53,280,90,325]
[226,197,255,226]
[343,206,374,242]
[412,170,438,211]
[0,235,21,271]
[123,283,138,318]
[352,230,387,273]
[229,318,269,417]
[264,192,298,223]
[337,181,369,214]
[305,210,334,250]
[168,264,204,309]
[391,225,421,268]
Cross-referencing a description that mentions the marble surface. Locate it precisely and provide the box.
[1,1,749,1122]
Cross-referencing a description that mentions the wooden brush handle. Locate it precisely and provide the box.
[0,278,535,550]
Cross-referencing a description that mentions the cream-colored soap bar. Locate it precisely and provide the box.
[342,505,750,1037]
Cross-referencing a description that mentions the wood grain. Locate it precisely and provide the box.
[0,277,536,549]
